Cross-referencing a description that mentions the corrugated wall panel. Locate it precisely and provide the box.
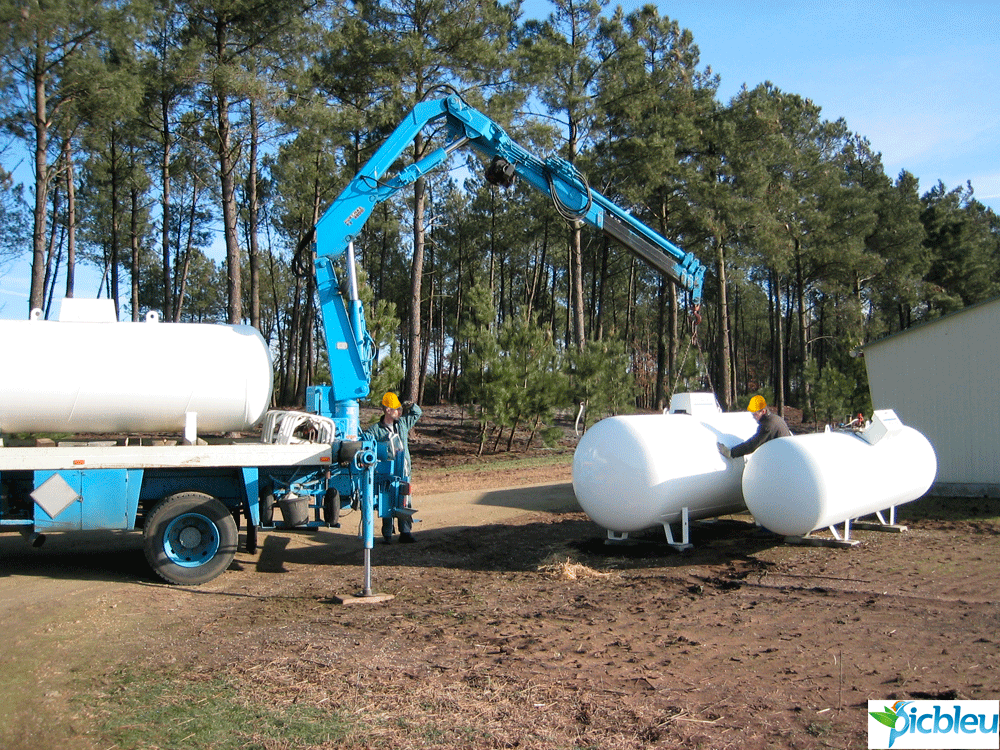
[864,298,1000,488]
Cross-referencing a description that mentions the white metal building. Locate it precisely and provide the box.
[863,296,1000,497]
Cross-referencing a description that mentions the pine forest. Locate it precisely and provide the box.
[1,0,998,447]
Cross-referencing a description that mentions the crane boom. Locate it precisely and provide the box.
[302,94,709,581]
[310,93,707,409]
[314,94,705,298]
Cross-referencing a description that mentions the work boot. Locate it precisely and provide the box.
[399,532,416,543]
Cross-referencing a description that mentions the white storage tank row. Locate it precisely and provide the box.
[573,393,937,542]
[0,300,273,436]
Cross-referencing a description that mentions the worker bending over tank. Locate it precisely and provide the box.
[718,395,790,459]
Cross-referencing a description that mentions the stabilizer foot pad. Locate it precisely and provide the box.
[783,535,860,549]
[331,592,395,605]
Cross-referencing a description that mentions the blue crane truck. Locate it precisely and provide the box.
[0,94,706,589]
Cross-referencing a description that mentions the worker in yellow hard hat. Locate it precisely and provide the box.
[364,392,423,543]
[718,395,791,459]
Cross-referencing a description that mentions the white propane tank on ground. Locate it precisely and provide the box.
[0,301,273,436]
[572,393,759,535]
[742,410,937,536]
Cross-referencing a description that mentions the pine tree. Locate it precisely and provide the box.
[520,0,608,351]
[594,5,717,408]
[0,0,124,314]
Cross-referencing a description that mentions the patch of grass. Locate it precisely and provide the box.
[90,668,350,750]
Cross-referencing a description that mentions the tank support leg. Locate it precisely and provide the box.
[784,519,860,548]
[663,507,692,551]
[829,518,850,542]
[852,507,908,533]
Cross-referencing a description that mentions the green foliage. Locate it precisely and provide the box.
[803,359,856,424]
[567,339,637,429]
[495,314,566,446]
[0,170,26,267]
[349,266,404,401]
[456,282,571,450]
[921,182,1000,316]
[368,298,405,400]
[456,282,503,446]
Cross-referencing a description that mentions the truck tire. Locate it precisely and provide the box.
[260,491,275,527]
[143,492,238,585]
[323,488,341,527]
[244,506,259,554]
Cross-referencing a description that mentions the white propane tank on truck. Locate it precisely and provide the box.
[0,299,334,586]
[742,410,937,538]
[572,393,759,548]
[0,299,273,437]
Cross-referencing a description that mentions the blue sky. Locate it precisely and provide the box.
[1,0,997,318]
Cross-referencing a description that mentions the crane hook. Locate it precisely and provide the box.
[689,304,702,344]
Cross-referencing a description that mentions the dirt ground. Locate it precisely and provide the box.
[0,405,998,750]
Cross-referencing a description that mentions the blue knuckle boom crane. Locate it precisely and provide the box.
[307,94,707,590]
[0,94,706,592]
[313,94,705,311]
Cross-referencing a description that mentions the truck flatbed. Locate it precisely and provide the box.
[0,442,334,471]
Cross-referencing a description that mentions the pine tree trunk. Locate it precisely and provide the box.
[130,185,141,320]
[247,101,261,330]
[715,236,732,410]
[29,57,50,315]
[595,237,609,341]
[654,277,667,410]
[173,184,199,321]
[571,225,585,349]
[217,86,241,325]
[109,135,120,317]
[212,17,241,325]
[64,142,76,299]
[506,417,519,452]
[771,268,785,415]
[42,185,61,318]
[668,282,677,399]
[406,169,426,404]
[160,94,173,321]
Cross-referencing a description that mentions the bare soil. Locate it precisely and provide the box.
[0,405,997,750]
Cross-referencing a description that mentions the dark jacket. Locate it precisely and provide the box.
[364,403,423,475]
[730,411,791,458]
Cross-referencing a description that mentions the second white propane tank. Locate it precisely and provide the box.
[572,398,759,534]
[742,413,937,536]
[0,312,274,436]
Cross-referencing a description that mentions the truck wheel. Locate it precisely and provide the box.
[244,506,259,555]
[323,488,341,527]
[260,492,275,527]
[143,492,238,585]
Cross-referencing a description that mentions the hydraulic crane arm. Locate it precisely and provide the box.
[311,94,707,404]
[314,94,706,302]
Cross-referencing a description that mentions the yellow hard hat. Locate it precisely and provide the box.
[382,392,401,409]
[747,395,767,412]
